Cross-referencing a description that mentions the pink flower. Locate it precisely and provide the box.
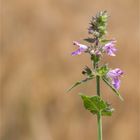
[107,68,123,89]
[103,41,117,56]
[71,41,88,56]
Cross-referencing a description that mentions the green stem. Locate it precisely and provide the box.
[96,76,100,96]
[96,75,102,140]
[97,111,102,140]
[92,57,102,140]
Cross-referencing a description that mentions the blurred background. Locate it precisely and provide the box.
[0,0,139,140]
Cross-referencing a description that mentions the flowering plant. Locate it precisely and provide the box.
[67,11,124,140]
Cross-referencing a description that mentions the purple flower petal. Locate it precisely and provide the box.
[73,41,88,50]
[71,49,81,56]
[72,41,88,56]
[107,68,123,78]
[112,78,120,90]
[114,68,123,76]
[103,41,117,56]
[107,68,123,90]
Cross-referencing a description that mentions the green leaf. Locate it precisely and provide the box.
[97,65,109,76]
[100,39,112,44]
[84,38,96,43]
[79,94,114,116]
[102,76,124,101]
[67,77,94,92]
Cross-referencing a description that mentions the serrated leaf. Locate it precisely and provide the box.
[102,76,123,101]
[67,77,94,92]
[80,94,104,112]
[84,38,96,43]
[79,94,113,116]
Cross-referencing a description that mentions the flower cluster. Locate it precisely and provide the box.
[71,40,117,57]
[71,11,123,90]
[71,39,123,89]
[88,11,108,38]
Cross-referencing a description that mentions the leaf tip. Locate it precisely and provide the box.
[119,95,124,101]
[78,93,84,97]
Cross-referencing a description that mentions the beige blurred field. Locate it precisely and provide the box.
[0,0,139,140]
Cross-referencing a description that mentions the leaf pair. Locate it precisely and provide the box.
[67,65,123,101]
[80,94,114,116]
